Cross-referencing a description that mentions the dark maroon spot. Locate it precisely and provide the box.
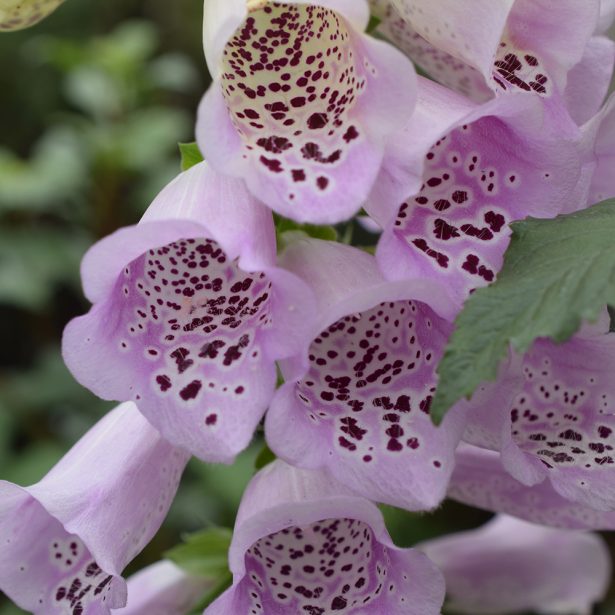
[256,135,292,153]
[260,156,283,173]
[434,199,451,211]
[484,210,505,232]
[290,96,306,107]
[451,190,468,204]
[180,380,202,401]
[156,375,172,392]
[434,218,460,241]
[331,596,347,610]
[292,169,306,182]
[412,238,449,268]
[343,125,359,142]
[307,112,328,129]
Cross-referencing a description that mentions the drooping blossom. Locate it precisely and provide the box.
[371,0,614,124]
[0,403,188,615]
[0,0,65,31]
[449,443,615,530]
[265,237,471,511]
[197,0,418,224]
[205,459,445,614]
[420,514,610,614]
[119,561,212,615]
[63,162,315,462]
[374,77,589,309]
[457,313,615,515]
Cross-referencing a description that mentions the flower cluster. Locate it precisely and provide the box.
[3,0,615,613]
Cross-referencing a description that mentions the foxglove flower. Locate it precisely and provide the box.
[421,514,610,614]
[372,0,614,124]
[374,78,588,308]
[197,0,418,224]
[0,0,65,31]
[0,403,188,615]
[121,561,212,615]
[449,443,615,530]
[63,162,315,462]
[205,460,445,614]
[265,237,469,511]
[459,314,615,514]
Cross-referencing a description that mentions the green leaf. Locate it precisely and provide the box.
[367,15,382,34]
[179,141,204,171]
[275,216,337,250]
[188,571,233,614]
[432,199,615,424]
[164,526,232,578]
[254,444,276,470]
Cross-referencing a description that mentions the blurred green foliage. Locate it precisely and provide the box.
[0,2,613,614]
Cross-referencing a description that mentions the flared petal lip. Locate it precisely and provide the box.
[423,75,579,161]
[0,480,128,608]
[391,0,515,80]
[82,161,277,304]
[81,214,277,306]
[227,493,395,577]
[203,0,370,77]
[282,275,456,381]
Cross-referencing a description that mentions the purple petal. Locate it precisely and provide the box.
[584,92,615,204]
[389,0,599,101]
[373,1,493,102]
[563,36,615,125]
[421,515,610,614]
[494,0,599,96]
[206,460,444,614]
[0,403,188,614]
[390,0,514,78]
[463,327,615,511]
[377,80,586,307]
[506,334,615,510]
[203,0,370,75]
[365,78,476,226]
[598,0,615,33]
[63,164,315,462]
[121,561,212,615]
[450,443,615,530]
[197,2,417,224]
[266,239,465,510]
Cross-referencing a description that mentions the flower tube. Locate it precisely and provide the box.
[0,403,189,614]
[197,0,418,223]
[63,162,315,462]
[205,460,444,614]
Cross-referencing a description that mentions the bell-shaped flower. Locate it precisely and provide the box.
[371,0,614,124]
[197,0,418,224]
[449,443,615,530]
[374,78,589,309]
[121,561,213,615]
[0,402,189,615]
[0,0,65,31]
[420,514,610,614]
[205,459,445,614]
[458,313,615,516]
[265,237,470,511]
[63,162,316,463]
